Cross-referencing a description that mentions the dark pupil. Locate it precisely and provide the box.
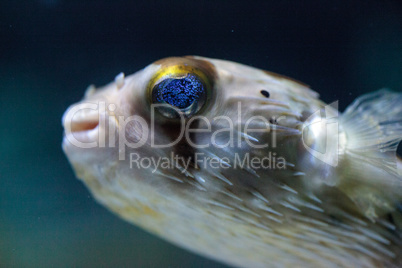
[155,74,204,109]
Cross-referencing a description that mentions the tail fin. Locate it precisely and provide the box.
[341,89,402,182]
[339,89,402,221]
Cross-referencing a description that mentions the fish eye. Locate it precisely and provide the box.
[152,73,206,118]
[148,64,211,119]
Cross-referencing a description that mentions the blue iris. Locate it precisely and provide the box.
[153,74,205,109]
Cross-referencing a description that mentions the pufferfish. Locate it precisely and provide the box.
[62,56,402,267]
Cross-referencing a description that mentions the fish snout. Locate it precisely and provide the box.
[62,102,100,133]
[62,102,102,148]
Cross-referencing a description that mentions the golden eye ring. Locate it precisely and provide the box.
[147,59,214,119]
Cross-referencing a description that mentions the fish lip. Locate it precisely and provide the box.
[62,125,99,145]
[69,119,99,133]
[62,103,100,131]
[61,102,101,148]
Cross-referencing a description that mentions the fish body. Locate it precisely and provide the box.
[62,56,402,267]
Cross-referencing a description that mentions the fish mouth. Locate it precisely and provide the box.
[68,119,99,133]
[62,102,100,146]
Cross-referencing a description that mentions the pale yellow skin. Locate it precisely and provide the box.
[62,56,402,267]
